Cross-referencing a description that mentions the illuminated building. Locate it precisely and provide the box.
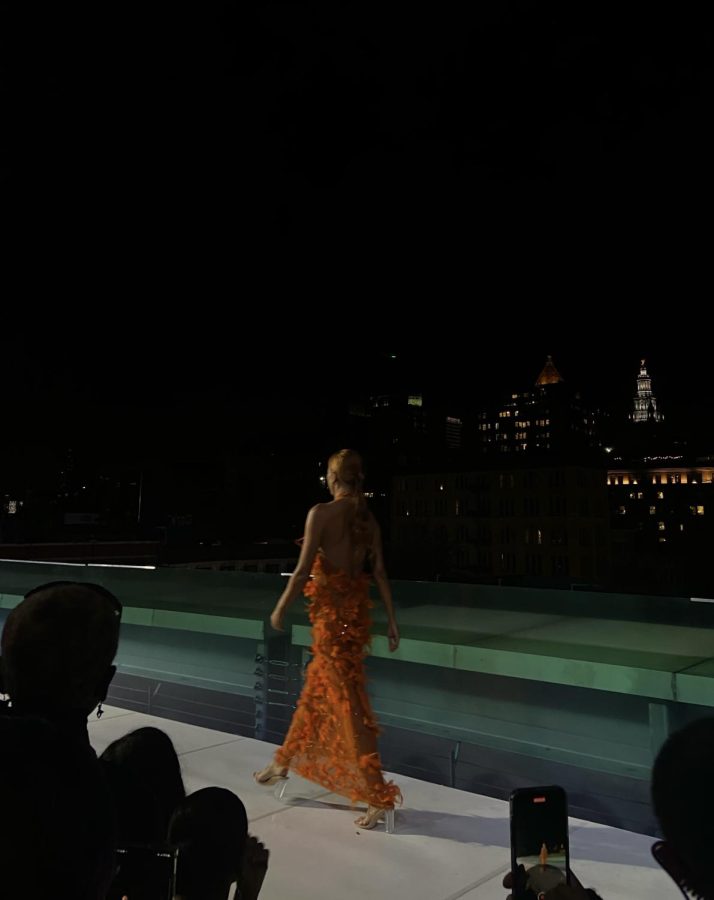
[607,457,713,592]
[630,359,663,424]
[474,357,599,457]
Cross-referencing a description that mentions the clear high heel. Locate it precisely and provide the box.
[253,762,288,786]
[354,806,395,833]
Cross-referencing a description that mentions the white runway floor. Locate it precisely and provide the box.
[89,706,674,900]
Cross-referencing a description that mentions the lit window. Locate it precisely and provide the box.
[649,506,656,514]
[680,524,685,532]
[697,506,705,515]
[618,505,627,515]
[629,492,636,499]
[408,395,423,407]
[658,521,666,531]
[657,491,664,500]
[455,500,460,516]
[659,537,667,543]
[439,484,444,491]
[637,492,644,499]
[7,500,17,514]
[536,529,543,545]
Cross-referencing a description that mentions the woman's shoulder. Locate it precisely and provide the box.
[306,501,334,522]
[308,499,355,527]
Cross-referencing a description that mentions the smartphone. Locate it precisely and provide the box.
[107,844,178,900]
[510,786,570,900]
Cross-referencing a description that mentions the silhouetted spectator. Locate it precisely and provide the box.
[101,726,186,840]
[169,787,269,900]
[0,713,116,900]
[0,581,182,844]
[651,717,714,900]
[1,580,121,734]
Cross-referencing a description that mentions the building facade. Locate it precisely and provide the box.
[391,462,610,585]
[474,357,600,457]
[607,458,712,592]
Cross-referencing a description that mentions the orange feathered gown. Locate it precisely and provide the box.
[274,555,400,808]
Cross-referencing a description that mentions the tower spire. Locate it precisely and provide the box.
[631,359,663,423]
[536,355,563,386]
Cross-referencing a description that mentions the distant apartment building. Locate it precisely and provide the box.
[607,456,713,592]
[473,357,600,458]
[391,461,610,585]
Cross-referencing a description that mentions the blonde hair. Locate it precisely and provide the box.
[328,449,375,550]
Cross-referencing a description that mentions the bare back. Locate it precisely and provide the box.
[274,490,397,646]
[317,498,375,578]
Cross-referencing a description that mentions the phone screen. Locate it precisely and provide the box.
[510,786,570,900]
[107,844,177,900]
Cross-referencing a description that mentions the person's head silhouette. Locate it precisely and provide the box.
[1,580,121,718]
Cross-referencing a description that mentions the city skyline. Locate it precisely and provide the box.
[2,336,711,595]
[3,338,708,450]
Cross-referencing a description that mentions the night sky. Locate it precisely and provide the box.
[3,4,712,248]
[2,3,712,525]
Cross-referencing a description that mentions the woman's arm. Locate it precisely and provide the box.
[371,520,400,651]
[271,506,323,631]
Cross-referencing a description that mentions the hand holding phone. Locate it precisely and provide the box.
[504,867,595,900]
[510,787,570,900]
[107,844,178,900]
